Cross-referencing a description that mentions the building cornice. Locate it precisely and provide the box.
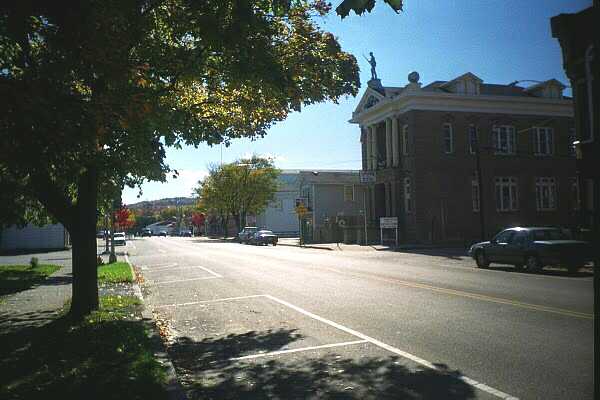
[351,91,574,126]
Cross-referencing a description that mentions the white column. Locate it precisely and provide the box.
[365,127,372,170]
[372,125,378,169]
[385,118,392,168]
[392,117,399,167]
[391,181,397,216]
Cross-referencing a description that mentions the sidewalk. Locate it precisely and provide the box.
[277,237,467,253]
[0,251,74,333]
[0,249,125,333]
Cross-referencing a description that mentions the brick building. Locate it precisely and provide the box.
[350,72,576,244]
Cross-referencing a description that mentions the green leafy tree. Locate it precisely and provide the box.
[336,0,404,18]
[0,1,359,318]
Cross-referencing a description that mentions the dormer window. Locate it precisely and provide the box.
[525,80,565,99]
[442,73,482,95]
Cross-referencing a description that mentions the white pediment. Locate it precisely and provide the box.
[353,87,386,116]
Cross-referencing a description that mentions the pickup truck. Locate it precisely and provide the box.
[468,227,592,273]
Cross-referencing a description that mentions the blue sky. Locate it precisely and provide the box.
[122,0,590,205]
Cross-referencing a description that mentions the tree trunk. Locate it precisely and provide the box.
[69,167,99,320]
[233,213,241,234]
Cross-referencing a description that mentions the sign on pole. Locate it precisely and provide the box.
[379,217,398,229]
[379,217,399,247]
[359,171,376,184]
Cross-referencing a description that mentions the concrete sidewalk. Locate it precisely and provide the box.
[276,237,468,253]
[0,250,74,333]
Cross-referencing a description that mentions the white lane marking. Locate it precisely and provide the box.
[196,265,223,278]
[263,294,519,400]
[144,265,222,277]
[230,340,368,361]
[154,294,266,309]
[140,263,178,270]
[152,276,220,285]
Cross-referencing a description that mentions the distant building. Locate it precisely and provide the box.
[256,171,301,236]
[351,72,576,244]
[256,170,367,243]
[1,224,70,251]
[145,221,176,235]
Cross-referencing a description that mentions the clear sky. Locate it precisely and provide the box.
[122,0,590,205]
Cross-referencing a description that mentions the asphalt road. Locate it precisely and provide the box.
[127,236,594,400]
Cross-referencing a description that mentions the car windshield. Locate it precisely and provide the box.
[531,229,570,241]
[258,230,273,235]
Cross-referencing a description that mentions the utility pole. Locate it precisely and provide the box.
[474,137,486,241]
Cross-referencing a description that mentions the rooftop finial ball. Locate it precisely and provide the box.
[408,71,420,83]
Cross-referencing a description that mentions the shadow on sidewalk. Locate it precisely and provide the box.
[168,329,475,399]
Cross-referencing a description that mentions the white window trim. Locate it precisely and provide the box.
[468,125,477,155]
[344,185,355,202]
[570,177,580,211]
[492,125,516,155]
[443,123,454,154]
[404,177,412,214]
[495,177,519,212]
[533,127,554,156]
[535,177,557,211]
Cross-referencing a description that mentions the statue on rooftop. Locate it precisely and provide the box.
[366,52,377,80]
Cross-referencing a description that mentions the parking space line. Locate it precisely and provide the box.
[140,263,178,270]
[230,340,368,361]
[151,276,220,285]
[263,294,519,400]
[196,265,223,278]
[153,294,266,309]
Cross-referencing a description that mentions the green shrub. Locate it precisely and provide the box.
[29,257,39,269]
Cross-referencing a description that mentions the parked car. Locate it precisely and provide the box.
[96,230,108,239]
[113,232,127,246]
[238,227,258,244]
[468,227,592,273]
[158,230,168,237]
[140,228,152,237]
[179,230,192,237]
[249,230,278,246]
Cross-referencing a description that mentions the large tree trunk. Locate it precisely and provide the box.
[233,213,241,234]
[69,167,99,320]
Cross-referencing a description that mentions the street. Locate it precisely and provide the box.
[128,236,594,399]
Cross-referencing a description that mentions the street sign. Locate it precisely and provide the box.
[379,217,398,229]
[295,205,308,216]
[359,171,376,184]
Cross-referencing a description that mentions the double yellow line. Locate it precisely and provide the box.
[336,269,594,320]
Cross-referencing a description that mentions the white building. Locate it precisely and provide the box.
[1,223,70,251]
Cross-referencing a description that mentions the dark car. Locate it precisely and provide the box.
[179,230,192,237]
[468,227,592,273]
[238,227,258,244]
[249,230,278,246]
[140,229,152,237]
[158,230,168,237]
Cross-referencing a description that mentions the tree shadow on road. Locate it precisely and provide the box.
[168,330,476,400]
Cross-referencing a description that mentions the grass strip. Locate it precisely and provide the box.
[0,295,167,400]
[0,264,61,296]
[98,261,133,283]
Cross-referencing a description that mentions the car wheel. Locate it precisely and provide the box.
[273,243,277,246]
[567,265,579,274]
[514,264,524,271]
[526,255,542,273]
[475,251,489,268]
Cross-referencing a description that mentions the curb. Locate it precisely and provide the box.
[125,254,188,400]
[277,242,334,251]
